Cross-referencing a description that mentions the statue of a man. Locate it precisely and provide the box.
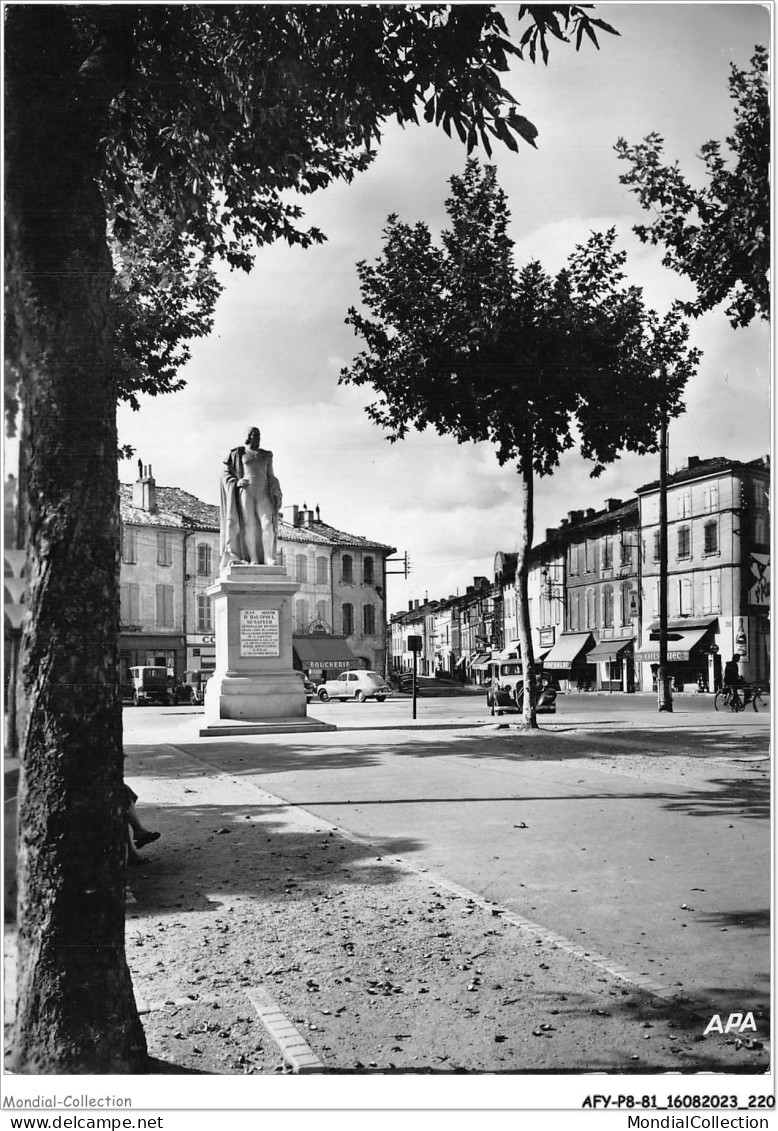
[219,426,283,570]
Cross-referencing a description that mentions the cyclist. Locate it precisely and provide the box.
[723,653,750,709]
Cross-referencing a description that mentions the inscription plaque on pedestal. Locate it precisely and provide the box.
[240,608,280,657]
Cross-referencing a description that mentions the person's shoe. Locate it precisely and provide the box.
[134,831,161,849]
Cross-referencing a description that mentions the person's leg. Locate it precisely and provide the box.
[127,800,160,848]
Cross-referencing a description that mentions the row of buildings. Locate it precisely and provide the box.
[391,454,770,694]
[4,451,770,698]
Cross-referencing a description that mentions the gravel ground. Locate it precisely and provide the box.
[125,758,769,1076]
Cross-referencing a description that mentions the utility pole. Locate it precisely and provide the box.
[657,409,673,712]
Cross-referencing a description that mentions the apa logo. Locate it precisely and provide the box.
[703,1012,757,1036]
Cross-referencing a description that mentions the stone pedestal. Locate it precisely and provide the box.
[200,564,334,736]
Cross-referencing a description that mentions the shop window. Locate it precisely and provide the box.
[121,526,137,565]
[703,520,719,555]
[157,531,173,567]
[363,556,374,585]
[342,603,354,635]
[603,585,614,628]
[156,584,174,628]
[196,594,212,632]
[197,543,212,576]
[295,554,308,583]
[342,554,353,584]
[363,604,376,635]
[677,525,691,560]
[316,556,328,585]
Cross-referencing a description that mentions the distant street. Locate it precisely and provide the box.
[123,691,770,1027]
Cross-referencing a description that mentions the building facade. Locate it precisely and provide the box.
[635,455,770,691]
[392,453,769,697]
[119,467,396,685]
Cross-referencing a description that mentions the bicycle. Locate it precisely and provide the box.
[714,683,764,712]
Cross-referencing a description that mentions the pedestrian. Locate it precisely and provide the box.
[723,653,749,708]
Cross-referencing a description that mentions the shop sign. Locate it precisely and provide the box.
[749,553,770,607]
[539,628,555,648]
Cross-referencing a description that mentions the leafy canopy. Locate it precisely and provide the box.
[342,160,700,478]
[615,46,769,328]
[5,4,618,422]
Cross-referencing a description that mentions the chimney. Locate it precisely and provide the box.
[292,505,300,526]
[408,601,414,612]
[545,528,557,541]
[687,456,700,469]
[567,510,583,524]
[414,599,420,610]
[586,508,596,519]
[304,509,315,527]
[133,463,157,513]
[315,504,321,522]
[605,498,623,512]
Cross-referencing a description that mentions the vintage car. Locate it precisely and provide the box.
[175,669,213,705]
[127,665,172,707]
[317,670,392,703]
[485,659,557,714]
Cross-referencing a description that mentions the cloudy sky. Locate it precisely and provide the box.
[111,2,770,614]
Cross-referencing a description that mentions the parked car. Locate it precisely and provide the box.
[176,669,213,705]
[484,659,557,714]
[127,665,172,707]
[317,670,392,703]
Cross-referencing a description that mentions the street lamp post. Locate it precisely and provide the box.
[657,411,673,712]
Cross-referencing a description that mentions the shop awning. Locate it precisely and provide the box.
[470,651,491,670]
[587,637,635,663]
[293,636,358,671]
[543,632,594,670]
[634,626,711,664]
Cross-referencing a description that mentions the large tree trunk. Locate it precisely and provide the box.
[514,454,538,729]
[6,9,147,1072]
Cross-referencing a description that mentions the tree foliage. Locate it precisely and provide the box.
[615,46,769,328]
[343,160,699,475]
[6,4,618,426]
[342,160,700,725]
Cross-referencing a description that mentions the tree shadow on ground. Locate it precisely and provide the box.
[125,800,425,917]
